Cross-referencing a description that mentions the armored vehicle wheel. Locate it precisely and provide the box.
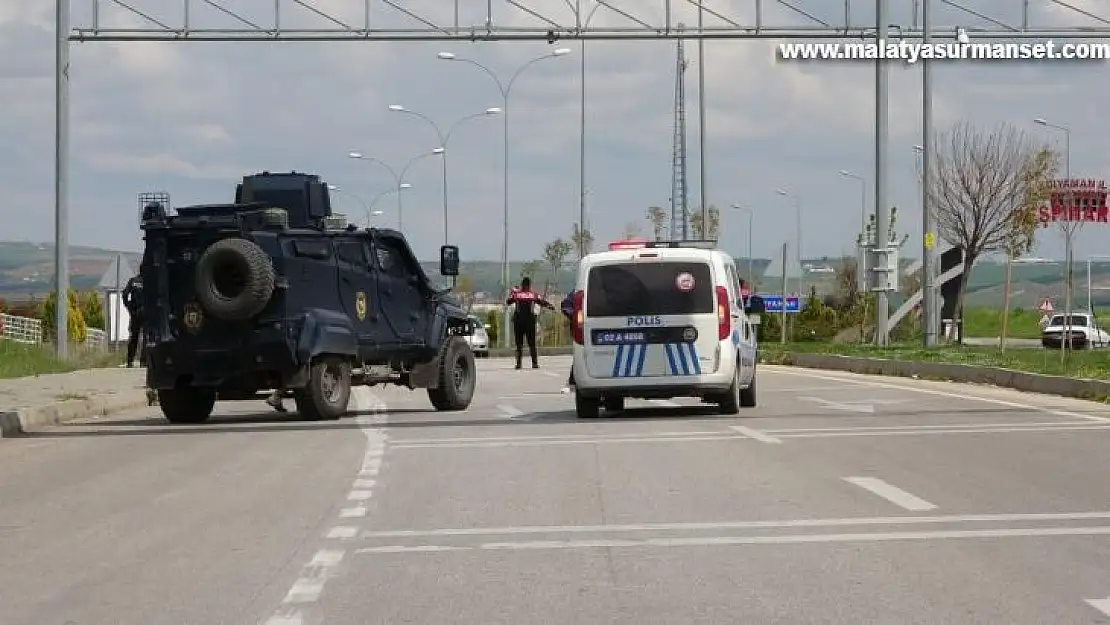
[428,336,476,411]
[195,237,276,322]
[294,356,351,421]
[158,386,217,424]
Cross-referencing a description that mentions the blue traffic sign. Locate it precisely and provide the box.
[759,294,801,313]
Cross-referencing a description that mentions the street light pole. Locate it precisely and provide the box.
[776,189,804,298]
[348,149,442,232]
[839,170,867,235]
[438,48,572,348]
[731,204,754,283]
[388,105,500,246]
[1034,117,1073,356]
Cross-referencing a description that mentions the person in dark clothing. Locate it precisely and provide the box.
[560,292,576,391]
[506,277,554,369]
[121,276,144,367]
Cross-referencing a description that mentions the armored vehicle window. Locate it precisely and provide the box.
[293,239,331,259]
[336,240,367,267]
[374,240,412,279]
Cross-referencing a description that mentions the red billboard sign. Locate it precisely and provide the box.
[1038,178,1108,226]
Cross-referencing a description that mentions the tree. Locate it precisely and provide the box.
[689,205,720,240]
[454,274,476,311]
[621,221,644,239]
[1000,145,1058,350]
[541,238,573,297]
[646,206,667,240]
[80,291,106,330]
[519,260,541,281]
[39,288,87,344]
[920,121,1059,343]
[571,223,594,259]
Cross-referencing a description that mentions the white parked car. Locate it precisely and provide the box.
[1040,312,1110,349]
[464,314,490,357]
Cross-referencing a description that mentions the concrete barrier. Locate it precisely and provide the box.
[0,389,149,438]
[769,352,1110,402]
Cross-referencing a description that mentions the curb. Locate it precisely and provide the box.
[0,390,150,438]
[770,352,1110,402]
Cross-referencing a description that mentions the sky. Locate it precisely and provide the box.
[1,0,1108,265]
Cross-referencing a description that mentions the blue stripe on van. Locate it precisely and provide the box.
[664,343,679,376]
[623,344,637,377]
[686,342,702,375]
[612,344,625,377]
[635,343,648,376]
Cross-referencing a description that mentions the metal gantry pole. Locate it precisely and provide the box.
[54,0,71,358]
[502,92,511,349]
[579,39,588,258]
[697,1,708,234]
[873,0,891,345]
[921,0,937,347]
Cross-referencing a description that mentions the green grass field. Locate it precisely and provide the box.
[761,342,1110,380]
[0,340,124,379]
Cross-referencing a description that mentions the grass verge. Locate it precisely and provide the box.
[760,341,1110,380]
[0,340,125,379]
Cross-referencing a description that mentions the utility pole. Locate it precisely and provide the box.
[873,0,891,345]
[921,0,937,347]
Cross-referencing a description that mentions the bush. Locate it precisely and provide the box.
[81,291,106,330]
[39,288,87,344]
[485,309,500,345]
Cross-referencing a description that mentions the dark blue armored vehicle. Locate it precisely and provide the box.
[139,171,475,423]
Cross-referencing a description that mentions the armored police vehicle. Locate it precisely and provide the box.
[567,239,764,419]
[139,171,476,424]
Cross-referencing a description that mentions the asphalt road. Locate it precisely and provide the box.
[6,357,1110,623]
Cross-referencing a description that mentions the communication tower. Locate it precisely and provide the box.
[669,27,690,241]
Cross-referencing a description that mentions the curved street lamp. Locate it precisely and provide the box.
[387,105,501,246]
[348,149,443,230]
[437,47,571,348]
[328,184,398,227]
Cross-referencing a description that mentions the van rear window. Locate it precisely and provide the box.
[587,262,713,317]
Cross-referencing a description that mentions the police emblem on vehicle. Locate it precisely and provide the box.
[675,271,696,291]
[355,291,367,320]
[182,301,203,333]
[682,326,698,342]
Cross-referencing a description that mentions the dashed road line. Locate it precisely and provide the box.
[497,404,525,419]
[263,386,389,625]
[844,476,937,511]
[1085,597,1110,616]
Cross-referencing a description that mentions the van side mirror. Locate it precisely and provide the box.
[744,295,766,315]
[440,244,460,276]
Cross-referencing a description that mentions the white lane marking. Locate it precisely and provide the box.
[264,387,389,625]
[390,434,744,449]
[497,404,525,418]
[768,367,1110,423]
[777,424,1110,439]
[359,510,1110,539]
[729,425,783,444]
[356,525,1110,554]
[763,420,1100,434]
[649,399,681,408]
[390,430,726,445]
[537,371,562,378]
[799,396,875,413]
[844,476,937,511]
[762,386,853,393]
[1085,597,1110,616]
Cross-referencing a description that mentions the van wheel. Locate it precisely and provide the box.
[740,366,757,408]
[717,365,742,415]
[294,356,351,421]
[575,392,600,419]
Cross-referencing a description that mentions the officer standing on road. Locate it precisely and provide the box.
[506,277,554,370]
[121,275,144,368]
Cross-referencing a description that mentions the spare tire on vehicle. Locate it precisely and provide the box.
[194,237,276,321]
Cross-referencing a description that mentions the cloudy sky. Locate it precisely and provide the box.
[1,0,1108,264]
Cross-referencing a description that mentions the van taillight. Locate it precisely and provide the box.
[572,289,585,344]
[716,286,730,340]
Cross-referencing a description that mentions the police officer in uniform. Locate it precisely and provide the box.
[121,275,144,367]
[506,277,554,369]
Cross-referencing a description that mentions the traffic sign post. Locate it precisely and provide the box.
[759,294,801,313]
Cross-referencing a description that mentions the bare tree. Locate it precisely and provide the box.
[571,223,595,259]
[646,206,667,240]
[920,121,1059,341]
[689,205,720,240]
[621,220,644,239]
[541,238,573,297]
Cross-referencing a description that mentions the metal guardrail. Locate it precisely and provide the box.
[0,313,107,349]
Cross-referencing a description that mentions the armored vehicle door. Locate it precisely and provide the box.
[334,235,381,351]
[371,236,429,345]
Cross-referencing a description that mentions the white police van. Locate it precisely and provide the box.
[568,239,764,419]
